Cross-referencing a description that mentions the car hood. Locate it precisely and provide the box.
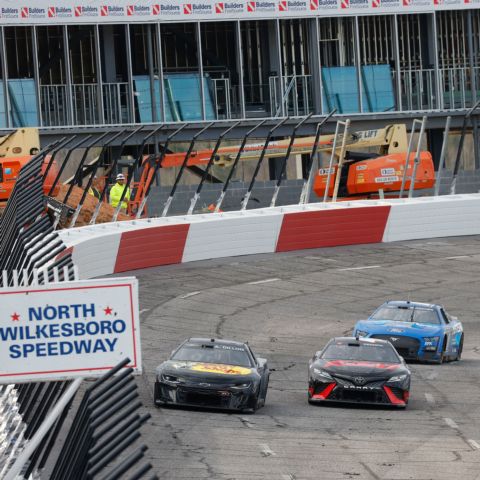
[312,358,406,377]
[156,360,255,379]
[356,320,443,337]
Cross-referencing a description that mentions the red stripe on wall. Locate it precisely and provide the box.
[276,206,390,252]
[114,224,190,273]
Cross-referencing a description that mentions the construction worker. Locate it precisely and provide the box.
[88,175,101,199]
[109,173,130,212]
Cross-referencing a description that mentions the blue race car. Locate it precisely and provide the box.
[353,301,464,363]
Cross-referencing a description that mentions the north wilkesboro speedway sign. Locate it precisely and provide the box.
[0,0,477,24]
[0,277,142,383]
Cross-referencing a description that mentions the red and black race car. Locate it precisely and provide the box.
[308,337,411,408]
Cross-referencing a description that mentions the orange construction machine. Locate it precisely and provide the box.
[129,123,435,214]
[0,128,58,204]
[311,124,435,198]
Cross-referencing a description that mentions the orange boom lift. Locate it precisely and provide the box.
[130,122,434,214]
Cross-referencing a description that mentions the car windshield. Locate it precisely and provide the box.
[172,343,253,367]
[371,306,440,325]
[322,342,400,363]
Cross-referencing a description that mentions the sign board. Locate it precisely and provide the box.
[0,0,473,25]
[0,277,141,383]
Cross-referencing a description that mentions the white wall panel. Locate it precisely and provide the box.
[70,233,121,279]
[384,196,480,242]
[182,213,284,263]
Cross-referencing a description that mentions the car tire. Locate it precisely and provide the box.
[436,336,448,364]
[456,334,464,361]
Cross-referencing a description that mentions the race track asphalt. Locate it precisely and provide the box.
[130,235,480,479]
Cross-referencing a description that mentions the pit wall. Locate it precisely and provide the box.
[58,194,480,279]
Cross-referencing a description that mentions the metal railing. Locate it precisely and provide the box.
[269,75,313,117]
[212,77,232,120]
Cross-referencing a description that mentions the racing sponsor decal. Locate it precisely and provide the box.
[1,7,20,18]
[75,5,99,16]
[48,6,73,17]
[215,1,244,13]
[183,2,213,14]
[21,6,47,18]
[324,360,400,370]
[190,363,252,375]
[127,4,151,15]
[375,175,399,183]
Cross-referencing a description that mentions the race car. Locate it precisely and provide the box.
[353,301,464,363]
[154,338,269,412]
[308,337,411,408]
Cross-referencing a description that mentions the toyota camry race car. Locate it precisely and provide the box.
[353,301,464,363]
[308,337,411,408]
[154,338,269,412]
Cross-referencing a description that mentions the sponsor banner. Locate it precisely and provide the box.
[0,0,476,22]
[0,277,141,383]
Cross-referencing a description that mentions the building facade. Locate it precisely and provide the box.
[0,1,479,133]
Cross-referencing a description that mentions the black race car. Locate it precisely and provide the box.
[154,338,270,412]
[308,337,411,408]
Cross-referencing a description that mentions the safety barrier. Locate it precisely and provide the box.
[0,141,156,478]
[58,193,480,279]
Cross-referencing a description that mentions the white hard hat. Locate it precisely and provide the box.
[116,173,125,180]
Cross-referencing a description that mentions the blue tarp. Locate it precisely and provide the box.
[133,76,173,123]
[361,64,395,113]
[134,73,215,123]
[8,79,38,127]
[322,64,395,113]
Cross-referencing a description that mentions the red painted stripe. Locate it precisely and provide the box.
[311,382,336,400]
[114,224,190,273]
[276,206,390,252]
[383,385,406,406]
[55,246,73,262]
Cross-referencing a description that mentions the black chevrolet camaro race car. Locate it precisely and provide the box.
[308,337,411,408]
[154,338,270,412]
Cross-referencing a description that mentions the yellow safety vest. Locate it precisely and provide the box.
[109,183,131,209]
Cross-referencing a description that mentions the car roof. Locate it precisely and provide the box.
[331,336,392,346]
[186,338,247,348]
[383,300,440,309]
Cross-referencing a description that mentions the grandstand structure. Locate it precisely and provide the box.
[0,1,479,163]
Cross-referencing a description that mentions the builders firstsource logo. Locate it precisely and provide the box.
[372,0,400,7]
[316,0,337,8]
[215,1,244,13]
[75,5,99,16]
[341,0,369,8]
[127,4,151,15]
[183,3,213,14]
[100,5,125,16]
[21,6,47,18]
[154,3,181,14]
[48,6,73,17]
[278,0,308,10]
[247,0,276,11]
[1,7,19,18]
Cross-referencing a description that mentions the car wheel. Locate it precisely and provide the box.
[456,334,464,361]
